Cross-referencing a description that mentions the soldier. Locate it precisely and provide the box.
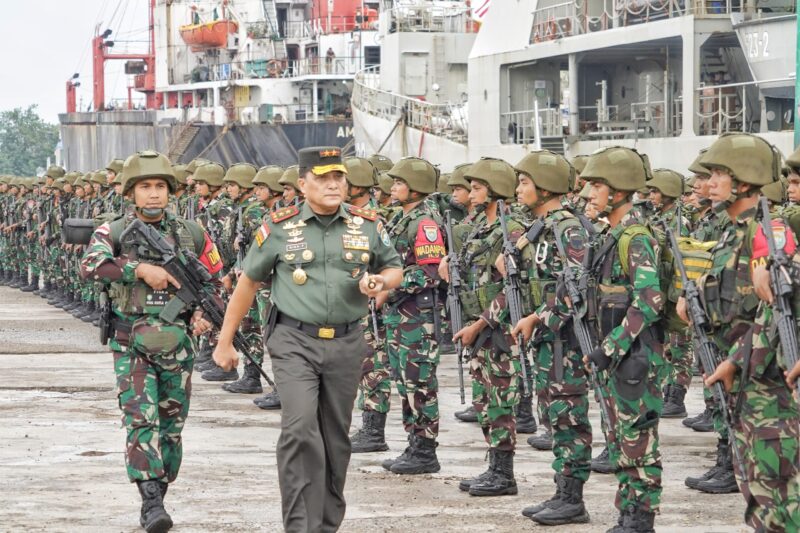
[440,157,526,497]
[250,165,286,410]
[219,163,270,394]
[646,169,693,419]
[681,133,799,530]
[581,146,665,532]
[104,158,125,214]
[346,157,397,453]
[367,153,394,173]
[80,150,222,533]
[278,165,302,207]
[375,171,397,217]
[213,146,402,532]
[372,157,447,473]
[446,163,472,224]
[570,155,589,210]
[509,151,593,525]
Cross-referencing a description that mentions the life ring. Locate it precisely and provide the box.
[267,59,282,77]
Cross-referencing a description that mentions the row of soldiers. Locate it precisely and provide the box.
[2,133,799,532]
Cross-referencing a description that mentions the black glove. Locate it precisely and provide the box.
[588,347,612,372]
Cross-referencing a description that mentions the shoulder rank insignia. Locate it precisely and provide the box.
[271,205,300,223]
[348,204,378,221]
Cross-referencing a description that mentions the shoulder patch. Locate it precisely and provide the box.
[255,222,271,247]
[271,205,300,223]
[349,204,378,221]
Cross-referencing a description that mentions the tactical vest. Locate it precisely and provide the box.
[107,214,205,317]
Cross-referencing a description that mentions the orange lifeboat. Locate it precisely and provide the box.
[179,20,238,51]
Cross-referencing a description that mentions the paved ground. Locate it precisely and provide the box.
[0,286,749,532]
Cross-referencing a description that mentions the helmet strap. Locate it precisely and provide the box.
[136,206,165,219]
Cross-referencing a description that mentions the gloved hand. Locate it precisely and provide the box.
[588,347,612,372]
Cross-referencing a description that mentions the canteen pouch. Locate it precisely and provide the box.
[598,284,630,338]
[612,328,657,402]
[415,289,435,310]
[129,316,187,358]
[62,218,95,245]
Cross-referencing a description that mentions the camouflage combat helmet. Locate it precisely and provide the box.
[172,164,190,185]
[762,176,788,204]
[646,169,684,199]
[377,171,393,195]
[368,154,394,172]
[571,155,589,175]
[45,165,66,179]
[688,149,710,177]
[581,146,650,192]
[223,163,258,189]
[387,157,437,194]
[515,150,574,194]
[253,165,285,193]
[121,150,177,195]
[186,158,213,174]
[90,171,108,186]
[278,165,300,190]
[786,145,800,173]
[447,163,472,190]
[106,158,124,175]
[700,133,778,186]
[192,162,226,187]
[436,173,452,194]
[684,176,695,193]
[464,157,517,200]
[344,157,378,188]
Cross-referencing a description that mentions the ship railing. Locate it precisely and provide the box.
[577,99,679,139]
[384,4,478,34]
[104,98,147,111]
[501,108,563,144]
[352,66,468,143]
[210,56,364,80]
[237,103,351,125]
[284,56,365,77]
[694,80,763,134]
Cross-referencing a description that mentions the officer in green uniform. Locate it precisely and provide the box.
[213,147,402,533]
[80,150,222,533]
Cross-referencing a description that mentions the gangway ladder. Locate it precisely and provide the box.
[262,0,287,61]
[168,123,200,163]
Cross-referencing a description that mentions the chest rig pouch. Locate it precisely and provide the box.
[458,223,501,320]
[701,224,760,330]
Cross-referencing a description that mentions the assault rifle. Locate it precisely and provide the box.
[496,200,534,395]
[444,209,466,404]
[758,197,799,390]
[551,220,612,427]
[667,227,746,481]
[234,205,247,269]
[185,196,196,221]
[119,218,275,387]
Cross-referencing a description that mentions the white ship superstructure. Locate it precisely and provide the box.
[353,0,796,171]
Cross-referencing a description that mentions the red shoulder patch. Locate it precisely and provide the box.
[349,204,378,221]
[199,233,223,275]
[751,219,797,271]
[271,205,300,223]
[414,218,446,265]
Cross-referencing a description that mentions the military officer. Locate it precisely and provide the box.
[80,150,222,533]
[213,147,402,533]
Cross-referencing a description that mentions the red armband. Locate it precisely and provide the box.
[199,233,223,275]
[414,219,446,265]
[751,219,797,271]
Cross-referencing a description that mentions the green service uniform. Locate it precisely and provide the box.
[242,201,401,532]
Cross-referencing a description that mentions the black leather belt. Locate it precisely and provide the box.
[276,313,361,340]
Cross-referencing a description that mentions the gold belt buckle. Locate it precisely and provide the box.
[318,327,335,339]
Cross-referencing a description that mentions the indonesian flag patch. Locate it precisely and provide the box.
[255,222,270,247]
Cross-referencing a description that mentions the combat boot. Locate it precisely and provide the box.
[515,394,537,434]
[694,440,739,494]
[591,446,615,474]
[222,362,262,393]
[136,480,173,533]
[63,292,82,311]
[382,434,415,471]
[690,408,714,432]
[194,343,213,367]
[85,302,101,324]
[47,287,65,306]
[661,384,687,418]
[468,449,517,496]
[254,390,282,410]
[21,275,38,292]
[459,455,494,492]
[454,405,478,423]
[682,406,712,428]
[39,280,53,298]
[54,290,73,309]
[530,475,590,525]
[614,505,655,533]
[0,269,7,285]
[350,410,389,453]
[70,300,89,317]
[390,435,440,475]
[201,364,238,382]
[685,438,727,490]
[521,473,561,517]
[80,301,97,322]
[527,429,553,450]
[8,272,25,288]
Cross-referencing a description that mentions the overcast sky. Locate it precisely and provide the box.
[0,0,149,124]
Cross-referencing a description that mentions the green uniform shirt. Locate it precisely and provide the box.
[243,201,401,326]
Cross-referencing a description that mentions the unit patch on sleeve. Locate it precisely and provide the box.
[414,219,446,265]
[255,222,271,247]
